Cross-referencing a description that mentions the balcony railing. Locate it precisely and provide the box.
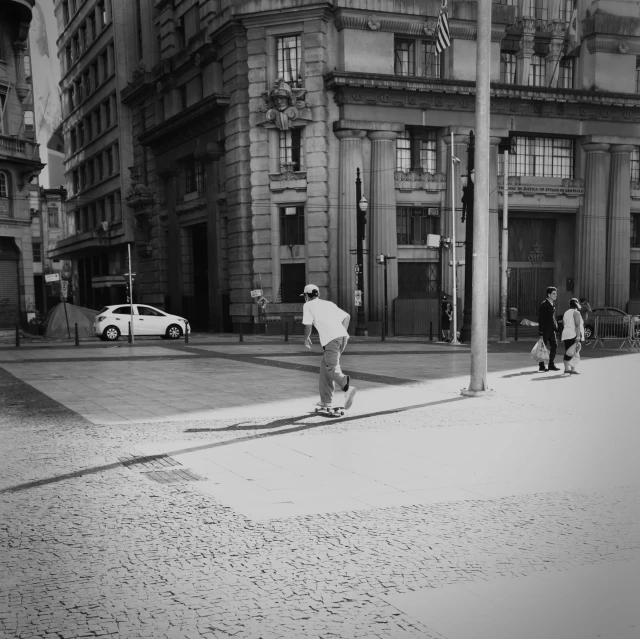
[0,134,40,161]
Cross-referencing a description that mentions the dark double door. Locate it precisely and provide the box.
[508,267,554,318]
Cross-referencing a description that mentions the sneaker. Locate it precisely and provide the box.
[344,386,357,410]
[539,364,547,372]
[548,364,560,371]
[316,401,331,408]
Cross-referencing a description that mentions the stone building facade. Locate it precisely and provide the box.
[60,0,640,333]
[0,0,44,330]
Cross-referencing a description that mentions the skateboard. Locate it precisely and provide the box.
[314,406,345,417]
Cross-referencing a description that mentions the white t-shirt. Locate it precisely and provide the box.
[302,298,350,347]
[561,308,584,341]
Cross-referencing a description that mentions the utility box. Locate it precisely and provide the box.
[508,307,518,321]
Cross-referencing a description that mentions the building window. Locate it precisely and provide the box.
[24,55,31,80]
[508,137,574,179]
[631,214,640,248]
[394,38,415,76]
[277,35,301,85]
[80,23,88,51]
[631,147,640,182]
[70,129,77,152]
[559,0,573,22]
[78,121,84,146]
[33,243,42,263]
[280,206,305,245]
[525,0,547,21]
[135,0,144,60]
[529,54,546,86]
[500,52,517,84]
[62,1,69,25]
[100,51,109,82]
[75,78,83,103]
[68,86,75,112]
[420,41,442,78]
[96,155,103,181]
[0,171,8,198]
[48,206,59,228]
[23,110,34,132]
[73,34,80,60]
[184,159,205,194]
[396,130,437,173]
[398,262,440,296]
[397,207,440,245]
[558,57,574,89]
[99,1,106,28]
[65,45,72,70]
[92,61,99,88]
[104,99,111,127]
[89,13,96,43]
[83,71,91,96]
[279,128,302,170]
[87,161,94,185]
[73,170,79,193]
[94,109,101,135]
[107,147,114,174]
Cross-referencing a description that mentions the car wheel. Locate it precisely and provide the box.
[583,325,593,340]
[103,326,120,341]
[166,324,182,340]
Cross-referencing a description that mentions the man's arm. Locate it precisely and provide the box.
[304,323,312,348]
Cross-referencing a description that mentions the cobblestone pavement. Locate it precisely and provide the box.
[1,340,639,638]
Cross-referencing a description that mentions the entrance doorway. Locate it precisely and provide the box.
[182,223,209,329]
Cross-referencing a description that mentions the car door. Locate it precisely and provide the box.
[111,305,134,335]
[136,306,166,336]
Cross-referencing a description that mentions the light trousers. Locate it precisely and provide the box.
[319,337,349,404]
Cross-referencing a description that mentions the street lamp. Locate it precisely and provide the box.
[376,253,396,341]
[355,167,368,336]
[460,131,475,343]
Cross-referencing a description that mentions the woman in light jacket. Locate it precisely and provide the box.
[561,298,585,375]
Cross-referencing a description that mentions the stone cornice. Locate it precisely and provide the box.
[583,13,640,39]
[240,4,333,28]
[325,72,640,122]
[121,73,156,107]
[139,94,230,148]
[584,35,640,56]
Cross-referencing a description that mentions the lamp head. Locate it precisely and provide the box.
[358,196,368,213]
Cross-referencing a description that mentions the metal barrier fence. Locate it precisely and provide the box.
[591,315,640,351]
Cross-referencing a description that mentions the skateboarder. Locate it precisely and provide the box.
[301,284,357,412]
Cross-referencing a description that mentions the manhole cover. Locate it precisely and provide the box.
[118,454,181,470]
[118,454,205,483]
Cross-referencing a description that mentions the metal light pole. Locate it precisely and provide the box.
[354,168,368,336]
[499,147,510,343]
[460,131,475,343]
[450,131,461,345]
[376,254,396,341]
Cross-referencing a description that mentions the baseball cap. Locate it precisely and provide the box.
[300,284,319,297]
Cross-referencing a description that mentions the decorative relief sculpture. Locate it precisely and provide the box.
[423,21,437,36]
[367,15,381,31]
[259,78,308,131]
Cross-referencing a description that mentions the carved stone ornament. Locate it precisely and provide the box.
[528,242,545,264]
[132,62,147,80]
[424,21,437,36]
[561,178,585,189]
[618,41,630,54]
[156,81,163,93]
[194,53,202,67]
[260,78,307,131]
[367,15,381,31]
[126,166,154,210]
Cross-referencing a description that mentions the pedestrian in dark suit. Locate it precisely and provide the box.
[538,286,560,371]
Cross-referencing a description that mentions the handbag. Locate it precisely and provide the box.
[530,337,550,363]
[569,342,581,368]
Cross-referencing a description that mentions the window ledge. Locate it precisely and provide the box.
[269,171,307,193]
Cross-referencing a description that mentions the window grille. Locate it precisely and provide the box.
[529,55,546,86]
[396,207,440,245]
[631,147,640,182]
[277,35,301,85]
[185,159,205,194]
[500,52,517,84]
[0,171,7,198]
[524,0,547,21]
[33,244,41,263]
[558,57,574,89]
[559,0,573,22]
[279,128,302,170]
[398,262,440,295]
[418,132,437,174]
[394,39,415,76]
[396,132,412,172]
[504,137,574,179]
[280,206,305,245]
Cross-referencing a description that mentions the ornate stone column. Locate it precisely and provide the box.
[577,143,610,307]
[336,129,366,320]
[368,131,398,329]
[13,41,30,102]
[442,132,466,302]
[606,145,633,308]
[546,21,566,88]
[515,18,536,85]
[488,136,501,318]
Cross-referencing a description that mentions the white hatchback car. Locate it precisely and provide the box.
[94,304,190,341]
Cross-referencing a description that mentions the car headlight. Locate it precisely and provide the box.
[97,316,106,321]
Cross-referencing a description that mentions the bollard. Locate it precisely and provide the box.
[514,319,518,342]
[74,323,79,347]
[239,322,244,343]
[184,320,189,344]
[429,321,433,342]
[128,321,132,344]
[15,324,20,348]
[284,321,289,342]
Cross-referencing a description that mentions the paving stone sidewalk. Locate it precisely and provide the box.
[1,343,638,639]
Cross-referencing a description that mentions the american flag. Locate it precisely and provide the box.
[435,0,451,54]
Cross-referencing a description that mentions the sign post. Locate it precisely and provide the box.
[127,243,134,344]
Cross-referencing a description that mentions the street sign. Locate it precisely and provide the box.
[354,290,362,306]
[45,273,60,283]
[251,289,263,298]
[257,297,268,309]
